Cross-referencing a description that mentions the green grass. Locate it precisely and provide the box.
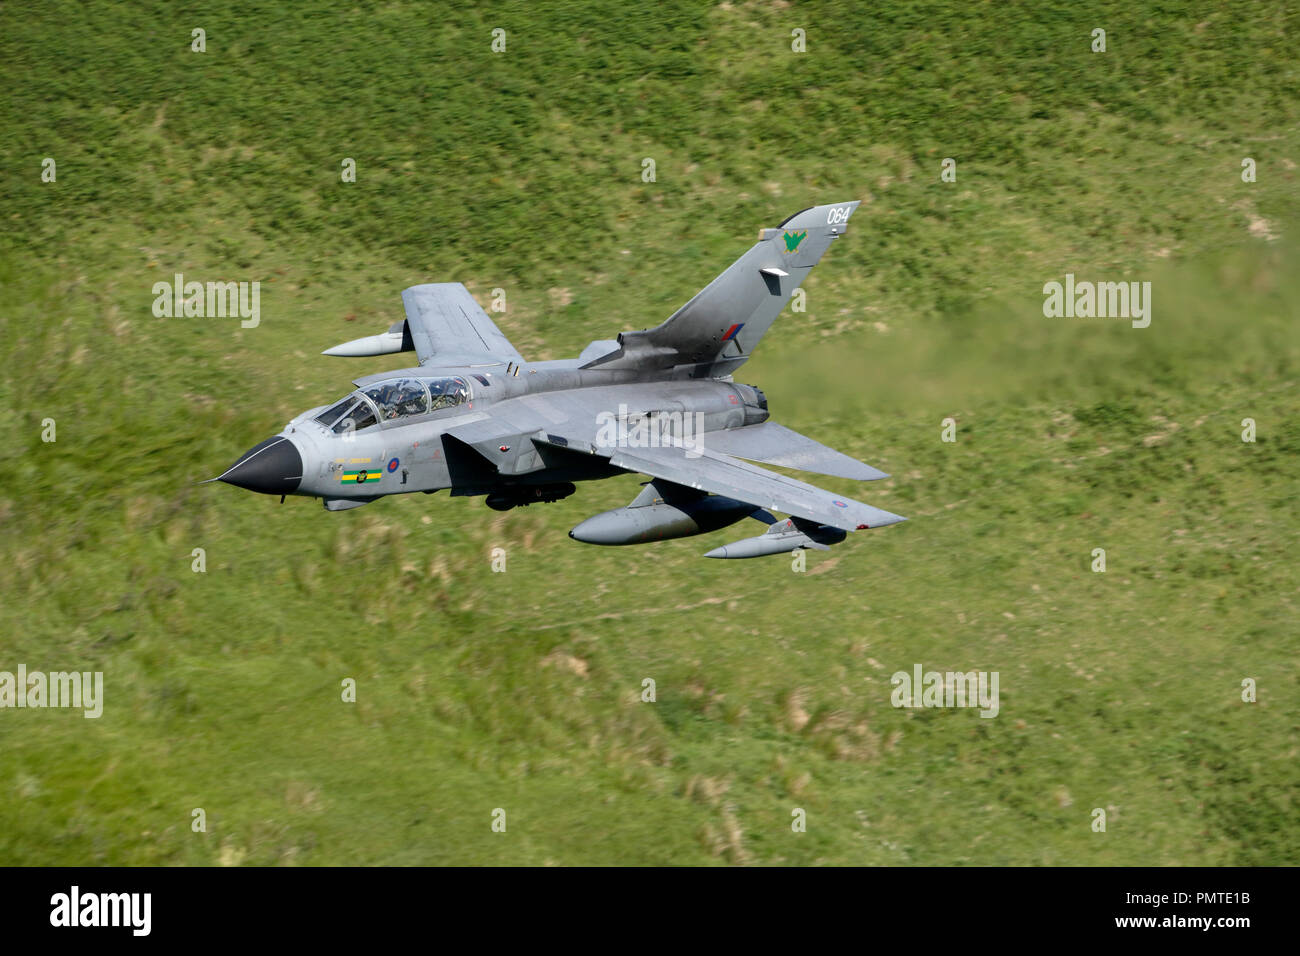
[1,0,1297,865]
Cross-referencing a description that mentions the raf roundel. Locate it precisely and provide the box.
[387,457,400,473]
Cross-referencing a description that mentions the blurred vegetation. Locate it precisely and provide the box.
[0,1,1296,864]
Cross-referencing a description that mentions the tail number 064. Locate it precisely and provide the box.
[827,206,852,225]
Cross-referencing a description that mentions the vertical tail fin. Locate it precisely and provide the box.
[585,201,861,374]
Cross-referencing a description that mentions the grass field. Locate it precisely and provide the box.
[1,1,1297,865]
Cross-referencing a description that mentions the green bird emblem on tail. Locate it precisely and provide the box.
[782,230,807,253]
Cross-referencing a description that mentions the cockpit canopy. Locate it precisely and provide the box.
[313,376,470,434]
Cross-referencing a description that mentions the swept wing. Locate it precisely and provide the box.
[400,283,524,366]
[533,433,905,532]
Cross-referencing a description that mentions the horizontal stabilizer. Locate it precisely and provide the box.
[702,421,888,481]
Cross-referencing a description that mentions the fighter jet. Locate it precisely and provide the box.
[214,201,906,558]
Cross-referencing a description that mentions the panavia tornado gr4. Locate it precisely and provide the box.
[214,201,905,558]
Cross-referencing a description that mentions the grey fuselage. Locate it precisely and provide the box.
[279,362,768,508]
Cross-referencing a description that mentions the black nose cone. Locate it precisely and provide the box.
[219,436,303,495]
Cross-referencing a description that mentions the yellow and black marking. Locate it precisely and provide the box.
[341,469,382,485]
